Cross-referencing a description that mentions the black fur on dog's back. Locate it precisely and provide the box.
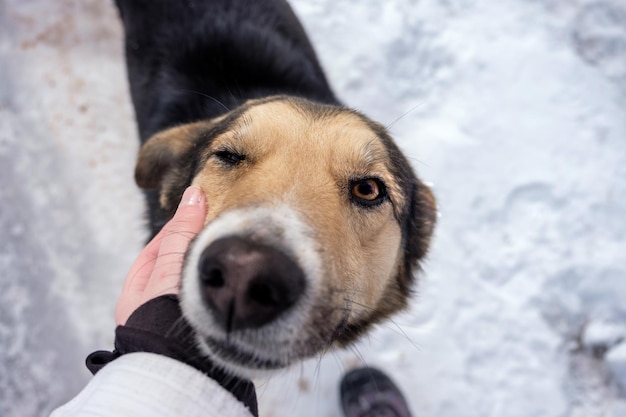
[115,0,339,234]
[116,0,338,142]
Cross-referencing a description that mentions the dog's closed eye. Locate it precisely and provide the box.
[214,149,246,166]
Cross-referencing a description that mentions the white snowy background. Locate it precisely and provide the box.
[1,0,625,416]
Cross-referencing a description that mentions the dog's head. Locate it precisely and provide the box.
[136,96,436,378]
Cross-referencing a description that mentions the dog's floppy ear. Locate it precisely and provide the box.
[402,180,437,279]
[135,121,214,190]
[413,180,437,259]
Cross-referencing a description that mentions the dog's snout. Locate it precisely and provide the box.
[198,236,306,332]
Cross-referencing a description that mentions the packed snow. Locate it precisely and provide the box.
[1,0,624,416]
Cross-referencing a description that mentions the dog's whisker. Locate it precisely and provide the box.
[339,297,387,317]
[330,349,347,374]
[179,89,231,112]
[225,84,240,108]
[348,343,370,369]
[404,154,429,167]
[312,353,325,394]
[340,297,375,312]
[384,100,425,131]
[340,297,422,351]
[381,318,423,352]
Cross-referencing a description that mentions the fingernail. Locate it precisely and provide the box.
[180,186,203,207]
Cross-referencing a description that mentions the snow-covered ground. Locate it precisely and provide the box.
[1,1,625,416]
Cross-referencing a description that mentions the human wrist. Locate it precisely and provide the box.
[86,295,258,416]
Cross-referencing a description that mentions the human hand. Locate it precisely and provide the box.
[115,186,207,325]
[87,186,256,411]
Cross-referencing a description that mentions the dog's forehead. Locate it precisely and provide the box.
[232,100,391,168]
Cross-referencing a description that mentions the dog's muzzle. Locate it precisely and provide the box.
[180,205,323,376]
[198,235,306,332]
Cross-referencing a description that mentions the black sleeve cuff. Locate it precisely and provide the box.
[85,295,258,416]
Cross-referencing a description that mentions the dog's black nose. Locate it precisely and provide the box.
[198,236,306,332]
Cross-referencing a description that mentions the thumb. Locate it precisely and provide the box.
[141,186,207,302]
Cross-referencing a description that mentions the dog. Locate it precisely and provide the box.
[115,0,437,379]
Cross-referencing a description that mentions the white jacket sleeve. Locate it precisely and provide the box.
[51,352,255,417]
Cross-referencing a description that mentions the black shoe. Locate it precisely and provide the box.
[340,367,413,417]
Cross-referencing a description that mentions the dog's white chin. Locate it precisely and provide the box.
[180,204,324,378]
[193,334,294,379]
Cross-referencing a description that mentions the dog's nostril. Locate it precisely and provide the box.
[248,280,281,307]
[201,268,225,288]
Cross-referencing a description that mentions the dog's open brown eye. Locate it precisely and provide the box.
[350,178,386,207]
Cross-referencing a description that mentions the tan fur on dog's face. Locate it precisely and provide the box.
[136,96,436,377]
[196,101,405,309]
